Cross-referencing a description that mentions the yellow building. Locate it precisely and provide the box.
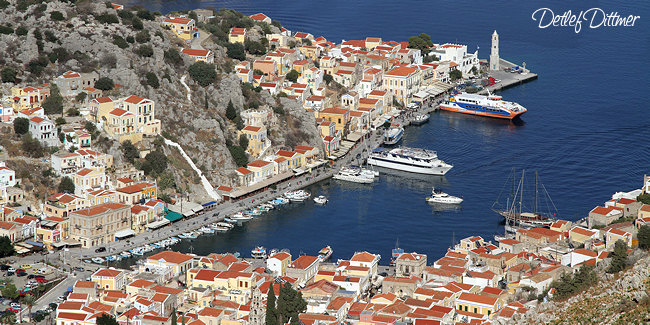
[44,193,88,218]
[89,97,114,123]
[162,17,197,41]
[229,27,246,43]
[318,107,350,135]
[118,95,160,137]
[276,150,304,169]
[455,292,501,319]
[239,125,267,157]
[382,66,421,105]
[605,228,633,249]
[36,217,69,249]
[116,182,157,205]
[69,203,132,248]
[71,167,107,196]
[364,37,382,50]
[91,269,125,291]
[568,226,598,245]
[10,85,50,111]
[105,108,142,144]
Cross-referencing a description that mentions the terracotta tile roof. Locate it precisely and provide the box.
[181,48,211,57]
[457,292,498,306]
[247,160,272,168]
[124,95,146,104]
[270,252,291,261]
[290,255,318,269]
[249,13,270,21]
[73,203,129,217]
[386,66,417,77]
[148,251,193,264]
[164,17,193,25]
[93,269,123,277]
[236,167,251,175]
[95,97,113,103]
[109,108,130,117]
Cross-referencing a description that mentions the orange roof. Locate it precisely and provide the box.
[236,167,251,175]
[320,107,348,115]
[351,251,377,263]
[95,96,113,103]
[164,17,193,25]
[94,269,123,277]
[124,95,146,104]
[148,251,193,264]
[270,252,291,261]
[457,292,498,306]
[607,227,630,237]
[386,66,417,77]
[73,203,129,217]
[198,307,224,317]
[57,313,88,321]
[242,125,262,132]
[248,160,271,168]
[117,182,154,194]
[74,280,95,288]
[249,13,270,21]
[30,116,45,123]
[499,238,521,246]
[128,279,155,288]
[570,226,597,237]
[290,255,318,269]
[181,48,211,57]
[109,108,130,117]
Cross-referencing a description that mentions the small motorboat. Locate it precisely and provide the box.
[199,226,215,234]
[318,246,333,260]
[120,251,131,258]
[284,190,310,202]
[216,222,234,229]
[105,255,117,262]
[224,217,238,223]
[251,246,267,259]
[426,187,463,204]
[411,113,430,125]
[179,232,197,239]
[91,257,105,264]
[313,195,328,205]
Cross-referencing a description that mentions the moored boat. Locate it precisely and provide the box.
[318,246,333,260]
[411,113,430,125]
[333,166,375,184]
[313,195,328,205]
[251,246,267,259]
[367,147,453,175]
[383,126,404,145]
[426,187,463,204]
[441,92,527,119]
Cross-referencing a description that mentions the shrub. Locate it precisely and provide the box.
[120,140,139,163]
[188,62,216,87]
[0,0,8,10]
[58,177,75,193]
[96,13,119,24]
[286,69,299,83]
[55,117,67,126]
[224,42,246,61]
[27,56,49,76]
[244,39,266,55]
[50,11,65,21]
[638,225,650,250]
[136,9,155,21]
[607,240,628,273]
[21,134,44,158]
[13,117,29,135]
[113,35,128,49]
[164,48,182,66]
[228,145,248,167]
[0,24,13,35]
[135,30,150,43]
[140,150,168,176]
[42,85,63,115]
[94,77,114,91]
[136,44,153,57]
[14,26,28,36]
[145,72,159,89]
[118,10,134,20]
[131,16,143,30]
[126,35,135,43]
[1,67,16,83]
[44,30,58,43]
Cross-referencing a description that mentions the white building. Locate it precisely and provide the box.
[0,162,16,187]
[561,249,597,268]
[29,116,59,147]
[431,43,480,76]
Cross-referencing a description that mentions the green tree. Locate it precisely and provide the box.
[607,240,628,273]
[13,117,29,134]
[21,134,44,157]
[638,225,650,250]
[131,16,143,30]
[23,294,35,323]
[141,150,168,176]
[145,72,159,89]
[55,117,67,126]
[58,176,75,193]
[244,39,266,55]
[96,13,119,24]
[286,69,299,83]
[75,91,87,103]
[14,25,27,36]
[94,77,115,91]
[225,100,237,121]
[323,73,333,85]
[1,66,16,83]
[171,308,177,325]
[158,173,176,190]
[239,134,249,149]
[50,11,65,21]
[136,44,154,57]
[120,140,139,163]
[188,62,217,87]
[42,84,63,115]
[96,314,119,325]
[225,42,246,61]
[0,236,15,258]
[227,145,248,167]
[276,282,307,324]
[85,121,97,133]
[0,311,16,325]
[471,66,478,75]
[450,69,462,81]
[265,287,279,325]
[1,282,18,299]
[638,193,650,205]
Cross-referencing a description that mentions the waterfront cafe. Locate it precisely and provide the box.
[226,170,295,201]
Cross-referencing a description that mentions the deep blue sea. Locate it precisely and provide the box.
[123,0,650,263]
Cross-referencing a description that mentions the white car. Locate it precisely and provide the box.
[10,303,21,309]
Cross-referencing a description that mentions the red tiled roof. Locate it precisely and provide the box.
[164,17,193,25]
[181,48,211,57]
[73,203,129,217]
[148,251,193,264]
[290,255,318,269]
[94,269,123,277]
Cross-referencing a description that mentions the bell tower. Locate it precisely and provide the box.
[490,30,500,71]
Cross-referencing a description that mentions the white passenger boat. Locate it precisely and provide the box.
[120,251,131,258]
[284,190,311,202]
[383,126,404,145]
[91,257,105,264]
[367,147,453,175]
[313,195,328,205]
[216,222,234,229]
[199,226,215,234]
[426,187,463,204]
[441,92,527,120]
[411,113,430,125]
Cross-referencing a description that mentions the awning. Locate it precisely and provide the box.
[14,247,30,254]
[147,219,170,229]
[114,229,135,239]
[25,240,44,247]
[202,201,217,207]
[165,211,183,222]
[191,206,204,213]
[51,242,67,248]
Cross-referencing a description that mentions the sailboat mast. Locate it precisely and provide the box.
[519,170,525,219]
[534,171,539,215]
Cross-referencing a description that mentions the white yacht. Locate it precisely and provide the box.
[426,188,463,204]
[284,190,311,202]
[333,166,375,184]
[411,113,430,125]
[367,147,453,175]
[313,195,328,204]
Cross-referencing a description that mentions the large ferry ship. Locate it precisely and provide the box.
[367,147,453,175]
[440,92,527,119]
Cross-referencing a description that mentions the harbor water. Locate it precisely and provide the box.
[119,0,650,263]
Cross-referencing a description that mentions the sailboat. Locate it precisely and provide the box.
[492,169,558,235]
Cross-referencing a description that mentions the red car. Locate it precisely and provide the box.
[4,308,18,314]
[36,278,48,283]
[15,268,25,273]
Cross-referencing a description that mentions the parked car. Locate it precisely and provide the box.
[95,247,106,253]
[74,266,85,272]
[27,274,36,279]
[19,264,31,269]
[37,268,49,274]
[15,268,25,273]
[0,265,9,271]
[7,267,15,273]
[5,271,14,276]
[4,308,18,314]
[10,303,20,310]
[16,272,27,277]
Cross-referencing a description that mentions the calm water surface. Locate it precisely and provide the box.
[116,0,650,264]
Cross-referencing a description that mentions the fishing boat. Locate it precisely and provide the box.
[217,222,234,229]
[284,190,310,202]
[383,126,404,145]
[271,197,289,205]
[390,239,404,266]
[178,232,197,239]
[318,246,333,261]
[426,187,463,204]
[243,210,262,216]
[367,147,453,175]
[105,255,116,262]
[313,195,328,205]
[251,246,267,259]
[200,226,215,234]
[492,169,558,234]
[411,113,430,125]
[441,91,527,119]
[333,166,375,184]
[224,217,237,223]
[230,213,252,221]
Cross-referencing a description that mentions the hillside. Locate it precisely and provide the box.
[0,0,322,201]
